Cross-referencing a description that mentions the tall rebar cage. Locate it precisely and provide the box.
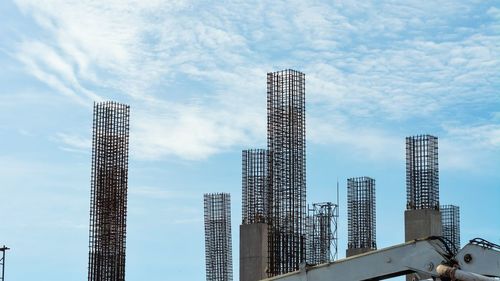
[267,69,306,277]
[88,101,130,281]
[242,149,269,224]
[406,135,439,210]
[441,205,460,253]
[347,177,376,250]
[306,203,338,265]
[204,193,233,281]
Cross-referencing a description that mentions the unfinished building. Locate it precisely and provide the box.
[204,193,233,281]
[306,202,338,265]
[87,101,130,281]
[240,149,269,281]
[347,177,376,257]
[441,204,460,254]
[404,135,441,281]
[404,135,442,243]
[267,69,306,277]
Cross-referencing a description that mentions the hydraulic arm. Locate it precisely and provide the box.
[263,237,500,281]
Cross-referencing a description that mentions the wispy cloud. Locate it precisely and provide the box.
[53,132,91,153]
[9,0,500,162]
[308,116,404,162]
[444,123,500,149]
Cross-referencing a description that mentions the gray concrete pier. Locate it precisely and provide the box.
[240,223,268,281]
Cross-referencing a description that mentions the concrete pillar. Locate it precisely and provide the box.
[404,209,442,242]
[405,209,442,281]
[240,223,268,281]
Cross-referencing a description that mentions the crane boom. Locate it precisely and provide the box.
[262,237,500,281]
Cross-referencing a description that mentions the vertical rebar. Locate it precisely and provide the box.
[267,69,306,277]
[88,101,130,281]
[347,177,376,250]
[242,149,269,224]
[441,205,460,253]
[204,193,233,281]
[406,135,439,210]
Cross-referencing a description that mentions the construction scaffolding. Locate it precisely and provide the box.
[347,177,376,250]
[242,149,269,224]
[267,69,306,277]
[88,101,130,281]
[441,205,460,253]
[204,193,233,281]
[0,246,9,281]
[406,135,439,210]
[306,203,338,265]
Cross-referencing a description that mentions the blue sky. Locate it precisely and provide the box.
[0,1,499,280]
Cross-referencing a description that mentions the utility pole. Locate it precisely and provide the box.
[0,246,10,281]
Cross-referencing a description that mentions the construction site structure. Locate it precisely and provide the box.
[306,202,338,265]
[240,149,269,281]
[441,204,460,254]
[267,69,307,277]
[242,149,269,224]
[404,135,441,281]
[88,101,130,281]
[0,246,9,281]
[261,237,500,281]
[346,177,376,257]
[404,135,442,241]
[406,135,439,210]
[204,193,233,281]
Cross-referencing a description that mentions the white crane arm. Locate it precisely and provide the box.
[262,238,500,281]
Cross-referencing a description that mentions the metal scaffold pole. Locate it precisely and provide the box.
[0,246,10,281]
[306,202,338,265]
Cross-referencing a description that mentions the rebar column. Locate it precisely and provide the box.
[441,205,460,253]
[204,193,233,281]
[242,149,269,224]
[404,135,441,281]
[267,69,306,277]
[240,149,270,281]
[306,203,338,265]
[88,101,130,281]
[406,135,439,210]
[347,177,376,257]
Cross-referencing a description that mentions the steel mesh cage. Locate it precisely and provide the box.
[441,204,460,253]
[204,193,233,281]
[242,149,269,224]
[406,135,439,210]
[347,177,376,250]
[267,69,307,277]
[88,101,130,281]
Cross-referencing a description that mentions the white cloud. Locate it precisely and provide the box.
[308,116,403,162]
[131,92,265,160]
[54,132,91,152]
[444,123,500,149]
[15,40,99,104]
[10,0,500,162]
